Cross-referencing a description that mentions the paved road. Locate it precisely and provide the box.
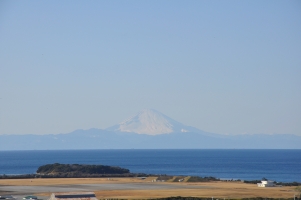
[0,183,210,199]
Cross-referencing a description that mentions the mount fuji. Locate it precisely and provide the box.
[106,109,201,135]
[1,109,301,150]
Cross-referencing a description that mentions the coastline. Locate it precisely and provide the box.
[1,149,301,183]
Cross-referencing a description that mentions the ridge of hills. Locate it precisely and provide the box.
[1,109,300,150]
[1,128,300,150]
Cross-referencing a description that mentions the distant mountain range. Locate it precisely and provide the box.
[1,109,300,150]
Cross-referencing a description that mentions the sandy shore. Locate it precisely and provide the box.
[0,178,298,199]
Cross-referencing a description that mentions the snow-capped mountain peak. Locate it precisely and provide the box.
[106,109,200,135]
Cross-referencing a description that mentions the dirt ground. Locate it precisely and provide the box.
[0,178,298,199]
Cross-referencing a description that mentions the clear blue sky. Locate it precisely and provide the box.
[1,0,300,135]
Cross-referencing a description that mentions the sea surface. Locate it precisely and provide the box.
[0,149,300,182]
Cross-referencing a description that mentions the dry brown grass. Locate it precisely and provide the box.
[0,178,297,199]
[117,181,296,199]
[94,187,295,199]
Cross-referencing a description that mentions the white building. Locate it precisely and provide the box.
[257,180,275,187]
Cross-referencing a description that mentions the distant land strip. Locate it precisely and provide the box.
[0,163,300,186]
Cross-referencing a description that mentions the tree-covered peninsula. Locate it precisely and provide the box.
[36,163,130,176]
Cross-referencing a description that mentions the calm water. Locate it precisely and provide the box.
[0,149,300,182]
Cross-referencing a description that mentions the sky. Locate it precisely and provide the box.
[1,0,301,136]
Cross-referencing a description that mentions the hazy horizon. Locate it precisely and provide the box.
[1,1,300,136]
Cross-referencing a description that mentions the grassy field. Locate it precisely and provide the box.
[0,178,298,199]
[95,181,297,199]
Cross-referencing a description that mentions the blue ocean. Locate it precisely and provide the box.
[0,149,300,182]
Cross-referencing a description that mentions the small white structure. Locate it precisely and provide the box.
[257,180,275,187]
